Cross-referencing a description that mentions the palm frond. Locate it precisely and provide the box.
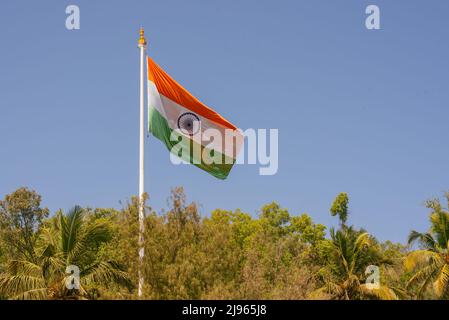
[5,260,42,276]
[404,250,441,271]
[408,231,437,251]
[360,284,397,300]
[12,288,48,300]
[81,261,133,290]
[0,274,47,299]
[406,264,440,299]
[354,233,371,251]
[68,221,111,264]
[433,263,449,298]
[429,212,449,249]
[60,206,84,259]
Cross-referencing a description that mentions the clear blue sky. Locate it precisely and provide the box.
[1,1,448,243]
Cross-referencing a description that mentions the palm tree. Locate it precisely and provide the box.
[0,206,133,299]
[314,193,396,299]
[317,227,396,300]
[405,195,449,299]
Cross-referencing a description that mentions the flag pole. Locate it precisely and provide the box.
[137,27,147,298]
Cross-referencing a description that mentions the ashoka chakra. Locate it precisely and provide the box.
[177,112,201,136]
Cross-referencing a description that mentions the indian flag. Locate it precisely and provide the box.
[147,57,243,179]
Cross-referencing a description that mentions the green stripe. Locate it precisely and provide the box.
[148,106,235,180]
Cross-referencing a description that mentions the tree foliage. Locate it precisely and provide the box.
[405,193,449,299]
[0,187,447,300]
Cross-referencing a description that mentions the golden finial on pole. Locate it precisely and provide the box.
[138,27,147,48]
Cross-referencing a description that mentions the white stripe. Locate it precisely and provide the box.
[148,80,166,117]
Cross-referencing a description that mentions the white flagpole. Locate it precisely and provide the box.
[137,27,147,298]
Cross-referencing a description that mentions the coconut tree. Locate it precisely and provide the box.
[314,193,397,300]
[317,227,396,300]
[405,194,449,299]
[0,206,133,299]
